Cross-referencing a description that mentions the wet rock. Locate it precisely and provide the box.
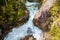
[21,35,36,40]
[33,11,50,31]
[27,27,34,34]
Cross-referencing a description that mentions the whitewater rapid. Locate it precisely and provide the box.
[4,1,43,40]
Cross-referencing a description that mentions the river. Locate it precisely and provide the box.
[4,1,43,40]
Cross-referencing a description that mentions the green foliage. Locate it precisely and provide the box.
[52,37,58,40]
[47,0,60,27]
[49,0,60,40]
[49,3,58,16]
[0,0,27,28]
[49,2,59,20]
[57,0,60,10]
[49,0,60,17]
[50,18,60,40]
[39,0,43,3]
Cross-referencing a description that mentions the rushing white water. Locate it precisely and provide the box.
[4,1,43,40]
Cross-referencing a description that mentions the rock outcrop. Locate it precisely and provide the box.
[33,0,56,31]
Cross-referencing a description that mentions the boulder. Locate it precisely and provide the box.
[21,35,36,40]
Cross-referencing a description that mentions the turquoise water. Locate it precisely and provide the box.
[4,1,43,40]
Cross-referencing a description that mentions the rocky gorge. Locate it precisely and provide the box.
[0,0,60,40]
[3,1,43,40]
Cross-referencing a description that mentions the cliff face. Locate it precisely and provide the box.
[33,0,60,40]
[33,0,57,31]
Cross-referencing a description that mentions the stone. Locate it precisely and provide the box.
[33,0,56,31]
[21,35,36,40]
